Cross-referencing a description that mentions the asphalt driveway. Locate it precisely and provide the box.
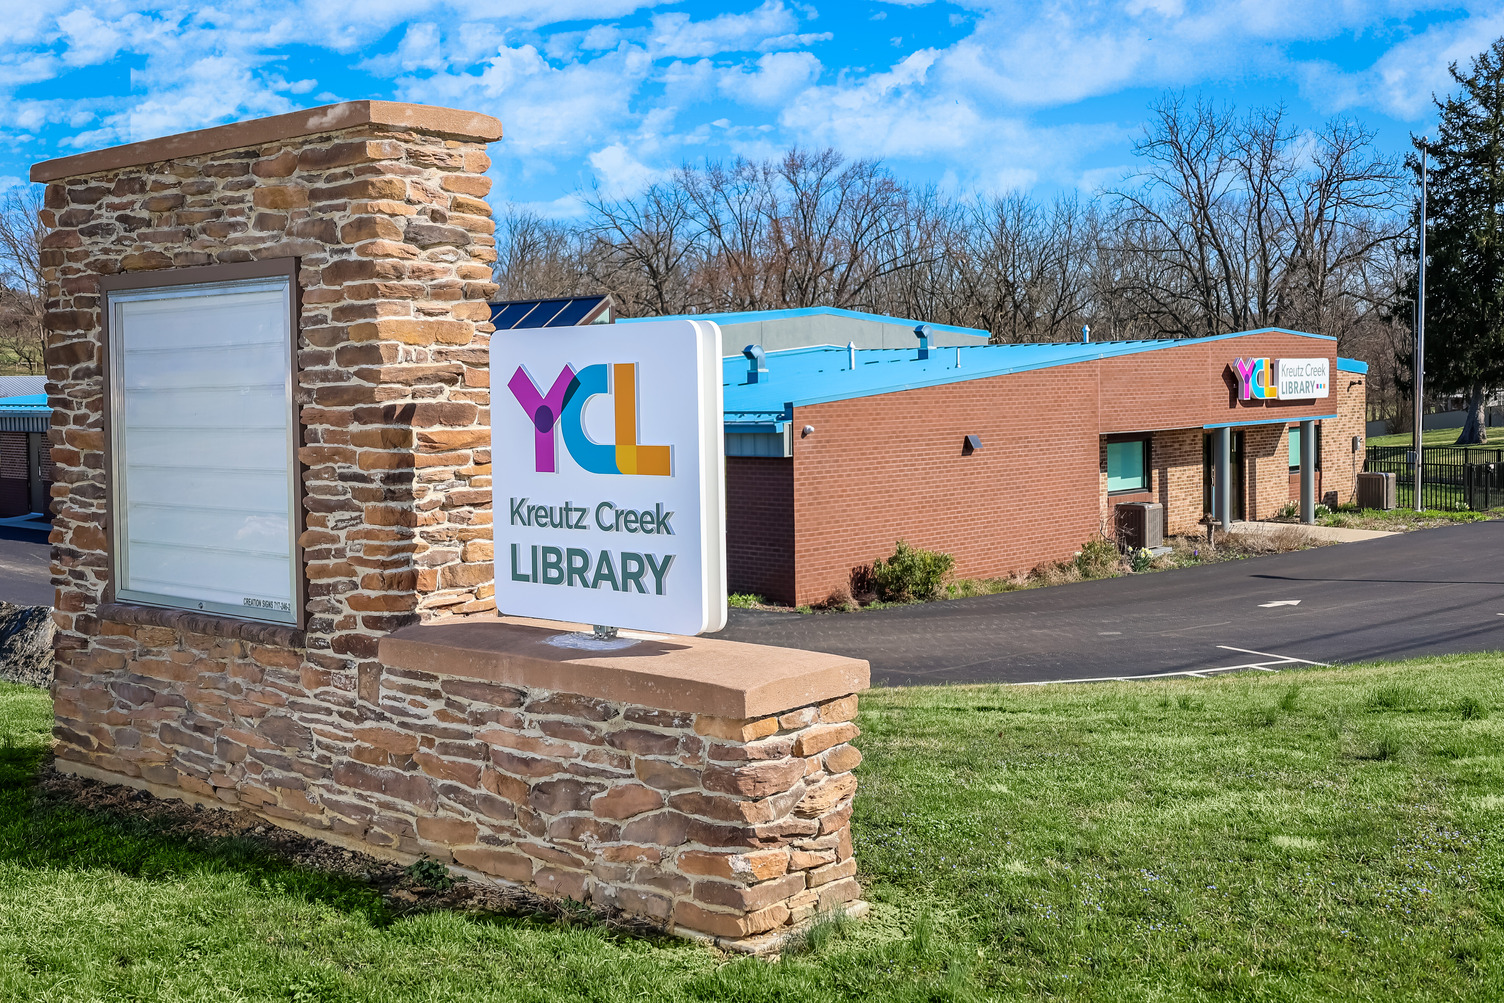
[710,521,1504,685]
[4,517,1500,685]
[0,524,50,607]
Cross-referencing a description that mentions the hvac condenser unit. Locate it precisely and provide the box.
[1356,471,1397,510]
[1115,502,1164,550]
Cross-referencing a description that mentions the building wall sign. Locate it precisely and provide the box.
[494,320,726,635]
[1233,357,1330,401]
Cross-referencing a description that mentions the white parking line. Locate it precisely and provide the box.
[1215,645,1329,666]
[1014,646,1328,685]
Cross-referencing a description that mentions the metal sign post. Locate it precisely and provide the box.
[1414,139,1428,511]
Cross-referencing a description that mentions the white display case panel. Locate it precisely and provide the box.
[107,277,298,623]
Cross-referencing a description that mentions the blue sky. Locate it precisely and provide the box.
[3,1,1501,215]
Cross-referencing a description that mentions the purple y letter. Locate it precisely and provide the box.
[1233,357,1258,401]
[508,365,578,472]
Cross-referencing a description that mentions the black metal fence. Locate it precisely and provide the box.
[1364,444,1504,511]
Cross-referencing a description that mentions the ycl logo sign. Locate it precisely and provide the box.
[493,320,726,635]
[1234,357,1330,401]
[507,363,670,476]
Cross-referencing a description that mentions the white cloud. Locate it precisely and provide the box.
[1297,8,1504,120]
[719,50,821,106]
[588,142,664,197]
[396,43,653,159]
[649,1,800,58]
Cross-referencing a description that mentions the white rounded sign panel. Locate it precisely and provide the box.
[492,320,726,635]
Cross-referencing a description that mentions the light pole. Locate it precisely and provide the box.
[1414,138,1428,511]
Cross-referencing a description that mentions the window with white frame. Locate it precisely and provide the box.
[106,269,299,624]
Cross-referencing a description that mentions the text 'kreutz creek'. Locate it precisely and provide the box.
[508,497,675,535]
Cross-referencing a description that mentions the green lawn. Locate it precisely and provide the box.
[1367,427,1503,450]
[1,654,1501,1001]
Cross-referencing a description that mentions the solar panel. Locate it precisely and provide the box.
[489,296,611,329]
[543,298,601,327]
[491,302,540,328]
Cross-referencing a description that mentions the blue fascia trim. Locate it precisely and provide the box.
[1203,413,1338,429]
[1337,357,1368,373]
[622,305,990,340]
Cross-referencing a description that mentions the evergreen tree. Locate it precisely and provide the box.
[1419,37,1504,444]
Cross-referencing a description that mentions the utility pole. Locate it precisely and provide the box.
[1414,138,1428,511]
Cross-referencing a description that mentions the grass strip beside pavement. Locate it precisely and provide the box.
[1367,427,1504,450]
[1,655,1502,1001]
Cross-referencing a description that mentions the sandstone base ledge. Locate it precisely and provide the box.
[54,614,871,953]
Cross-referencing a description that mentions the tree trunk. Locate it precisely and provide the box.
[1457,383,1489,444]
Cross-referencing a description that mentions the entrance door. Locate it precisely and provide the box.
[1202,431,1245,522]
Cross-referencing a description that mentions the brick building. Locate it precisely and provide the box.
[716,326,1368,606]
[0,375,51,519]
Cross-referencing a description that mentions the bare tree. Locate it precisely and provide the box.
[492,97,1410,384]
[0,187,45,375]
[1104,96,1404,340]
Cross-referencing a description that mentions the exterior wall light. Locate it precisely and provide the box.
[963,434,983,454]
[802,425,815,438]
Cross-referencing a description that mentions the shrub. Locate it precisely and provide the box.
[1074,539,1121,579]
[727,593,764,609]
[870,540,955,603]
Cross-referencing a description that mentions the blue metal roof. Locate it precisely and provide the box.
[1337,357,1367,374]
[723,328,1341,424]
[622,305,989,341]
[0,393,47,412]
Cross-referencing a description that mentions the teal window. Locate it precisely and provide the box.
[1288,426,1321,470]
[1106,439,1148,493]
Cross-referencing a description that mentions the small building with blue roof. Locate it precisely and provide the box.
[0,375,51,519]
[705,317,1367,605]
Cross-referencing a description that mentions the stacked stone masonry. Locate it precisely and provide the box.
[42,118,501,670]
[54,621,863,942]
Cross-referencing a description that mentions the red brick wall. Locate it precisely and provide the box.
[791,366,1102,605]
[1326,372,1366,506]
[725,456,795,603]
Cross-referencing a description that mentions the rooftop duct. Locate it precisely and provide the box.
[742,344,769,384]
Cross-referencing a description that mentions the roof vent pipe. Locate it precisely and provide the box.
[847,341,856,370]
[914,324,930,361]
[742,344,768,383]
[1082,324,1091,343]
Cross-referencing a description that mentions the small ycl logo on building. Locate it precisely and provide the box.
[1233,357,1329,401]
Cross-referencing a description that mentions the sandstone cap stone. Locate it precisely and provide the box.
[31,100,504,183]
[378,615,870,719]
